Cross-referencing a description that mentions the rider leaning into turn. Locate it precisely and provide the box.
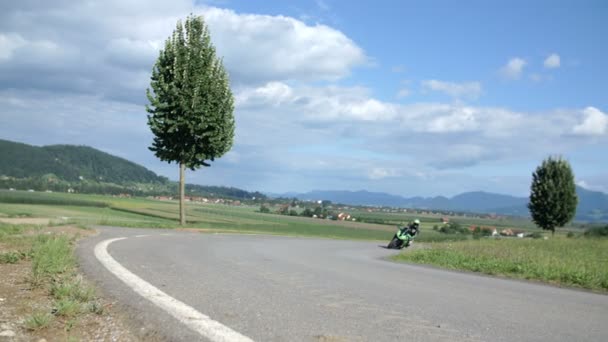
[397,219,420,247]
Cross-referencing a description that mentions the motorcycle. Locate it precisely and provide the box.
[387,226,414,249]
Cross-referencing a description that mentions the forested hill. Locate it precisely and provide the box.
[0,139,164,184]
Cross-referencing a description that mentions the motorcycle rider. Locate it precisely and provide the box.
[397,219,420,247]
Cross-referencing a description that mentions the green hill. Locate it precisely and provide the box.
[0,139,163,184]
[0,139,266,200]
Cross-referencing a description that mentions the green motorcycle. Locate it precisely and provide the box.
[387,226,416,249]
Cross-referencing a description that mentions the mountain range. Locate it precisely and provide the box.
[1,138,606,222]
[279,188,608,222]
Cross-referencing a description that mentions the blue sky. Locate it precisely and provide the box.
[1,0,607,197]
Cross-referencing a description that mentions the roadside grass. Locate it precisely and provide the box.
[24,312,54,331]
[0,251,27,264]
[394,237,608,291]
[30,235,76,285]
[0,221,105,336]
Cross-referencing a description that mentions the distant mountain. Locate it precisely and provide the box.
[0,139,163,184]
[296,190,406,207]
[287,186,608,222]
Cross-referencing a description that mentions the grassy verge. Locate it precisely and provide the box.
[0,222,107,338]
[394,237,608,291]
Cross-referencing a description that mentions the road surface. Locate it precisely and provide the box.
[77,227,608,342]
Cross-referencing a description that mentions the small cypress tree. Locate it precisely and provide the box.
[528,156,578,235]
[146,15,235,225]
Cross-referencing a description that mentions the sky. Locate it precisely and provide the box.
[0,0,607,197]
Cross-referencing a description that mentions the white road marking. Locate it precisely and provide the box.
[94,237,254,342]
[135,235,149,238]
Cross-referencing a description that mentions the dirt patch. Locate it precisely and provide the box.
[0,226,146,342]
[26,225,97,238]
[0,218,52,225]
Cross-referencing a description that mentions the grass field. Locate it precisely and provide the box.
[394,237,608,291]
[0,190,399,240]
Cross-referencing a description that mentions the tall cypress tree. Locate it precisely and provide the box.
[146,15,235,225]
[528,156,578,235]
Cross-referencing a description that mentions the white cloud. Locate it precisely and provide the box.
[396,88,410,98]
[421,80,482,100]
[573,107,608,136]
[391,65,405,73]
[544,53,560,69]
[369,168,400,180]
[500,57,526,80]
[425,107,479,133]
[576,180,590,189]
[202,7,366,83]
[0,1,367,102]
[0,33,26,61]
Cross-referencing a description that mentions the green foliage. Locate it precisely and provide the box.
[25,312,54,331]
[54,298,81,317]
[528,232,544,239]
[438,221,468,234]
[0,222,26,240]
[472,226,493,237]
[289,209,299,216]
[567,231,576,238]
[0,139,164,184]
[277,205,289,215]
[394,238,608,291]
[300,208,314,217]
[528,156,578,233]
[31,235,75,283]
[259,204,270,213]
[87,301,104,315]
[51,276,95,303]
[146,15,235,170]
[0,251,26,264]
[584,225,608,237]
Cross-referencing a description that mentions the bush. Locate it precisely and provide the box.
[584,225,608,238]
[259,205,270,214]
[528,232,543,239]
[438,222,469,235]
[300,208,313,217]
[567,231,576,238]
[288,209,298,216]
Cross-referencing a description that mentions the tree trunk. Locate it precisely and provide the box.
[179,163,186,225]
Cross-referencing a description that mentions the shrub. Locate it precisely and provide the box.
[584,225,608,238]
[259,205,270,214]
[528,232,543,239]
[0,251,26,264]
[438,222,469,235]
[25,312,53,331]
[300,208,313,217]
[567,231,576,238]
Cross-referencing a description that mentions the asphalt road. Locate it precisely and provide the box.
[77,227,608,342]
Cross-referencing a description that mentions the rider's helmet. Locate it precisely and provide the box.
[413,219,420,226]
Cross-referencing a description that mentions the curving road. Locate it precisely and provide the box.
[77,227,608,342]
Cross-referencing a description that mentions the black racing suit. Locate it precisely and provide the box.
[401,224,419,246]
